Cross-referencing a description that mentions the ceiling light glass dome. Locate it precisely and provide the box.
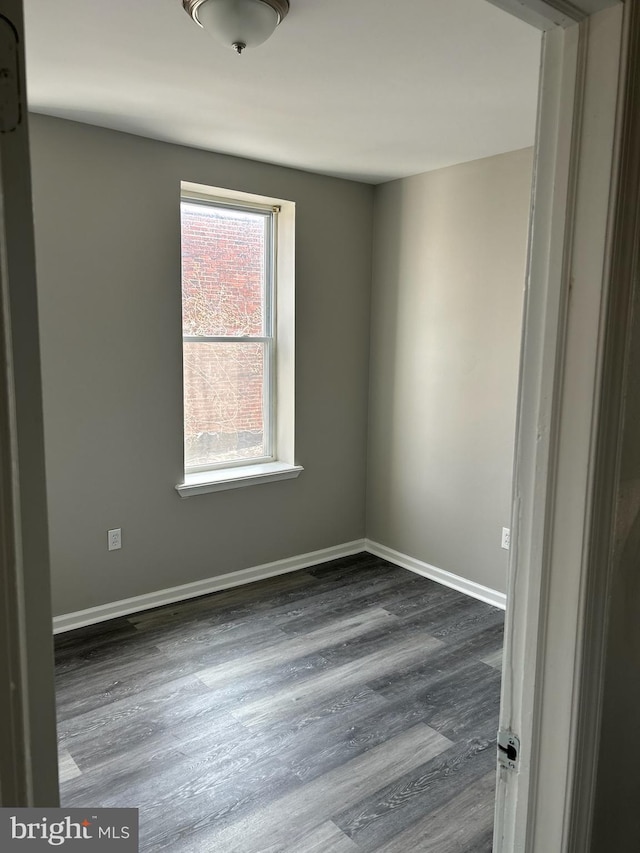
[184,0,290,54]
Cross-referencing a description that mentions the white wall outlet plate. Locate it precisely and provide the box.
[108,528,122,551]
[501,527,511,551]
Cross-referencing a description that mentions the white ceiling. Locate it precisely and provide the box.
[23,0,542,184]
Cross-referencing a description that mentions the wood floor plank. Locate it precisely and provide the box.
[55,644,202,720]
[284,700,435,784]
[429,604,504,646]
[366,633,502,703]
[230,632,444,728]
[195,607,397,690]
[281,820,360,853]
[61,731,195,806]
[57,748,82,783]
[62,693,247,774]
[194,649,336,714]
[465,826,495,851]
[304,553,398,583]
[151,619,291,665]
[370,771,496,853]
[367,654,502,743]
[460,618,504,659]
[334,735,496,851]
[127,569,322,631]
[424,667,502,741]
[176,724,452,853]
[312,612,500,686]
[380,582,475,618]
[55,618,140,675]
[57,673,213,745]
[481,648,503,670]
[79,746,301,852]
[277,574,433,637]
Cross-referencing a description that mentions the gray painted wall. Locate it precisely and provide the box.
[29,114,373,616]
[367,148,533,593]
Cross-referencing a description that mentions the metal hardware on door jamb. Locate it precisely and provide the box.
[498,731,520,771]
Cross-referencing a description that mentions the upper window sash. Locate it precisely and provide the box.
[180,196,276,339]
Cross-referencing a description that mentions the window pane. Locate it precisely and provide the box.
[183,342,266,469]
[181,202,266,337]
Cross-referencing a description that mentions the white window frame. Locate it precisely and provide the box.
[176,183,302,497]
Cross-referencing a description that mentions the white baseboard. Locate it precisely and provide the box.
[53,536,506,634]
[365,539,507,610]
[53,539,367,634]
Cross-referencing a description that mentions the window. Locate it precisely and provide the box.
[177,183,300,497]
[181,197,274,471]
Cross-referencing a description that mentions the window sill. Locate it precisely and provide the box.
[176,462,304,498]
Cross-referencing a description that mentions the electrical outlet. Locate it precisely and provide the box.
[501,527,511,551]
[108,528,122,551]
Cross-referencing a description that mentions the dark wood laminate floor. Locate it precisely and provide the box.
[55,553,503,852]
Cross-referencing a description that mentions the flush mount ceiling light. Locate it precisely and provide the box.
[183,0,290,54]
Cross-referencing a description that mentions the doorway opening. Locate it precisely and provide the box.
[2,1,629,851]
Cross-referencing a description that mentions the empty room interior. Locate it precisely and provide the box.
[23,0,542,849]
